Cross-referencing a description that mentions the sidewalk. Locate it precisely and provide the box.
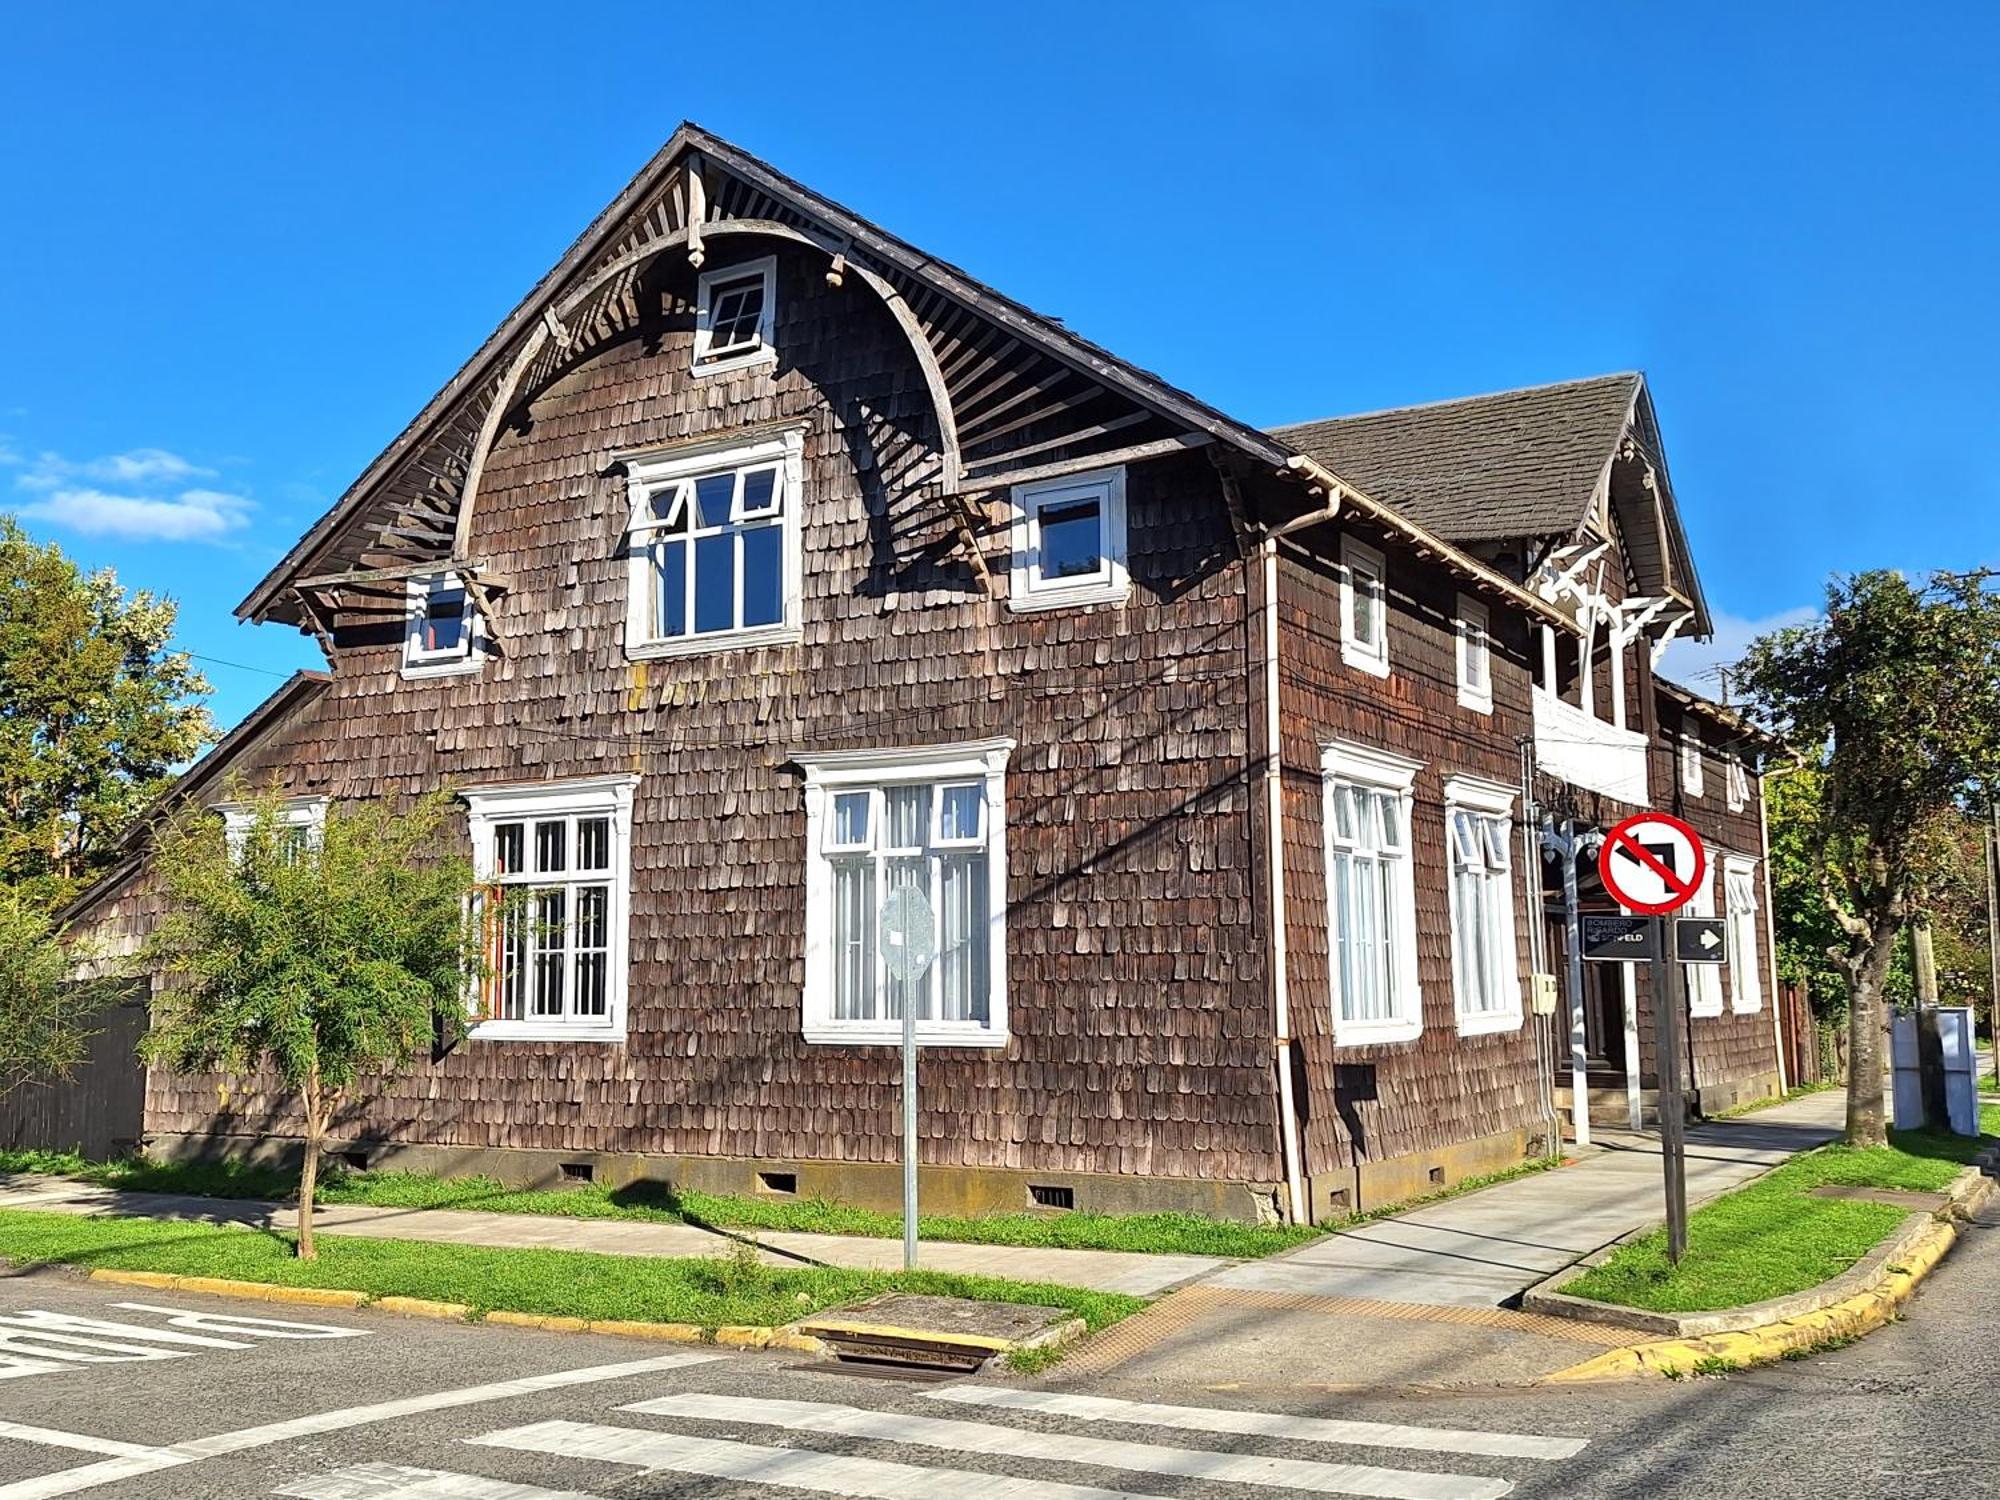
[1208,1087,1847,1308]
[0,1176,1224,1298]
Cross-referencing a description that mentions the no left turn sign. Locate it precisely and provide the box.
[1598,811,1707,915]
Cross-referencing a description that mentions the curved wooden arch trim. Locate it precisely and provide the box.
[450,218,961,555]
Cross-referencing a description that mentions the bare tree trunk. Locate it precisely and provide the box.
[297,1068,323,1261]
[1845,935,1895,1148]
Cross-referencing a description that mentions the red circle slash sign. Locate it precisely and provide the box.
[1598,811,1708,915]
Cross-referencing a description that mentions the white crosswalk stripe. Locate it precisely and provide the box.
[930,1386,1590,1462]
[472,1417,1179,1497]
[624,1392,1510,1500]
[276,1462,598,1499]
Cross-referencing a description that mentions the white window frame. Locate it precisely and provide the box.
[1725,758,1750,813]
[1724,854,1764,1014]
[1340,536,1390,677]
[402,572,481,679]
[1454,594,1492,714]
[1444,774,1524,1036]
[1007,465,1130,613]
[1685,864,1725,1017]
[1679,731,1706,799]
[216,796,327,862]
[692,256,777,376]
[797,739,1013,1048]
[622,428,805,660]
[462,774,638,1043]
[1320,741,1424,1045]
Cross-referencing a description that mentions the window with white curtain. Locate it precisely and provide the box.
[1726,759,1750,813]
[1445,775,1522,1034]
[1341,536,1390,677]
[1680,731,1706,798]
[1320,742,1422,1044]
[622,429,804,659]
[464,775,637,1042]
[1724,856,1763,1013]
[798,741,1012,1046]
[1455,595,1492,714]
[1686,865,1725,1017]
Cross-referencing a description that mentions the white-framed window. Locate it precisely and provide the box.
[1725,758,1750,813]
[1320,742,1423,1044]
[693,256,777,375]
[1444,775,1523,1035]
[1341,536,1390,677]
[1724,855,1763,1013]
[1008,466,1129,612]
[402,572,480,679]
[797,740,1013,1048]
[1455,595,1492,714]
[1685,864,1725,1017]
[622,429,804,659]
[1679,731,1705,799]
[463,775,638,1043]
[216,796,328,863]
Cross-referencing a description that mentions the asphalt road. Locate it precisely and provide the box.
[0,1200,1991,1500]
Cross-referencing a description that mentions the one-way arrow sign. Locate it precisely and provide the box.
[1674,917,1727,964]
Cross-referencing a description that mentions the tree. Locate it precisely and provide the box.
[141,790,483,1258]
[1736,571,2000,1146]
[0,889,119,1097]
[0,517,215,911]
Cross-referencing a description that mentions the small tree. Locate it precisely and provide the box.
[0,888,118,1098]
[1736,570,2000,1146]
[142,790,482,1258]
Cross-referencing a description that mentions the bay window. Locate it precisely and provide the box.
[797,740,1012,1046]
[1445,775,1522,1034]
[464,775,637,1041]
[1321,742,1422,1044]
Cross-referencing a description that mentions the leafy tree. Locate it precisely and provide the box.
[0,889,119,1097]
[1763,766,1852,1017]
[1736,570,2000,1146]
[141,789,483,1258]
[0,517,214,910]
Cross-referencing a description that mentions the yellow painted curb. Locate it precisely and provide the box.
[1545,1216,1959,1383]
[86,1269,367,1309]
[374,1295,474,1321]
[586,1319,709,1344]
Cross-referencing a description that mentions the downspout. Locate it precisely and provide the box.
[1236,481,1341,1225]
[1758,766,1789,1092]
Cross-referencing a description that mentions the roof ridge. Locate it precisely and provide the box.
[1266,371,1643,434]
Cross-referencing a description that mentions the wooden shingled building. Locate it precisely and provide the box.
[63,126,1785,1223]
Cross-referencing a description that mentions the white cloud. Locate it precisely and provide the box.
[1658,605,1820,696]
[11,447,250,543]
[17,487,252,543]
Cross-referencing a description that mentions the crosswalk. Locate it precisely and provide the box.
[274,1382,1589,1500]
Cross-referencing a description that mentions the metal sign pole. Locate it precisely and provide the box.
[902,982,918,1272]
[1651,920,1689,1264]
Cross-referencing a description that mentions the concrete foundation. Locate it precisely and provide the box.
[143,1131,1284,1224]
[1303,1124,1539,1222]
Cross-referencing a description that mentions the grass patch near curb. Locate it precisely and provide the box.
[1562,1129,1982,1314]
[0,1149,1313,1260]
[0,1208,1143,1334]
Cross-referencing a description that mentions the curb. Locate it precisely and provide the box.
[84,1269,828,1354]
[1541,1157,1995,1382]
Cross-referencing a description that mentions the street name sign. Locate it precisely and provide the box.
[1674,916,1728,964]
[1598,811,1708,915]
[1581,913,1661,962]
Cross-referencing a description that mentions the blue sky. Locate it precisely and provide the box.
[3,3,1995,727]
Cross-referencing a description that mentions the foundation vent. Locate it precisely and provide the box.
[758,1170,798,1196]
[340,1150,369,1172]
[1028,1183,1075,1211]
[559,1162,595,1184]
[1428,1166,1446,1187]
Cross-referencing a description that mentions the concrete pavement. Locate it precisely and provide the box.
[0,1177,1223,1297]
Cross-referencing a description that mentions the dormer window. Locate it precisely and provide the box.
[693,257,777,375]
[1008,467,1129,612]
[1341,536,1389,677]
[623,429,804,659]
[403,572,478,678]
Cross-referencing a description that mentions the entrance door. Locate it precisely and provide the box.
[1543,911,1628,1081]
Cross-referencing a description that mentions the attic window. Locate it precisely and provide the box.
[1008,467,1129,612]
[403,572,479,678]
[694,257,776,374]
[1341,537,1389,677]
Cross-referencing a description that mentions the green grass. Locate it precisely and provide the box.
[1562,1128,1981,1314]
[0,1207,1143,1334]
[1713,1081,1841,1119]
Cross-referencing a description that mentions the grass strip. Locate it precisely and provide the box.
[0,1207,1143,1334]
[1562,1128,1982,1314]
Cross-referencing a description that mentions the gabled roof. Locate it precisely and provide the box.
[1269,374,1642,544]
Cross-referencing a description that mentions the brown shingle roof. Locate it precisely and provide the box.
[1269,373,1642,544]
